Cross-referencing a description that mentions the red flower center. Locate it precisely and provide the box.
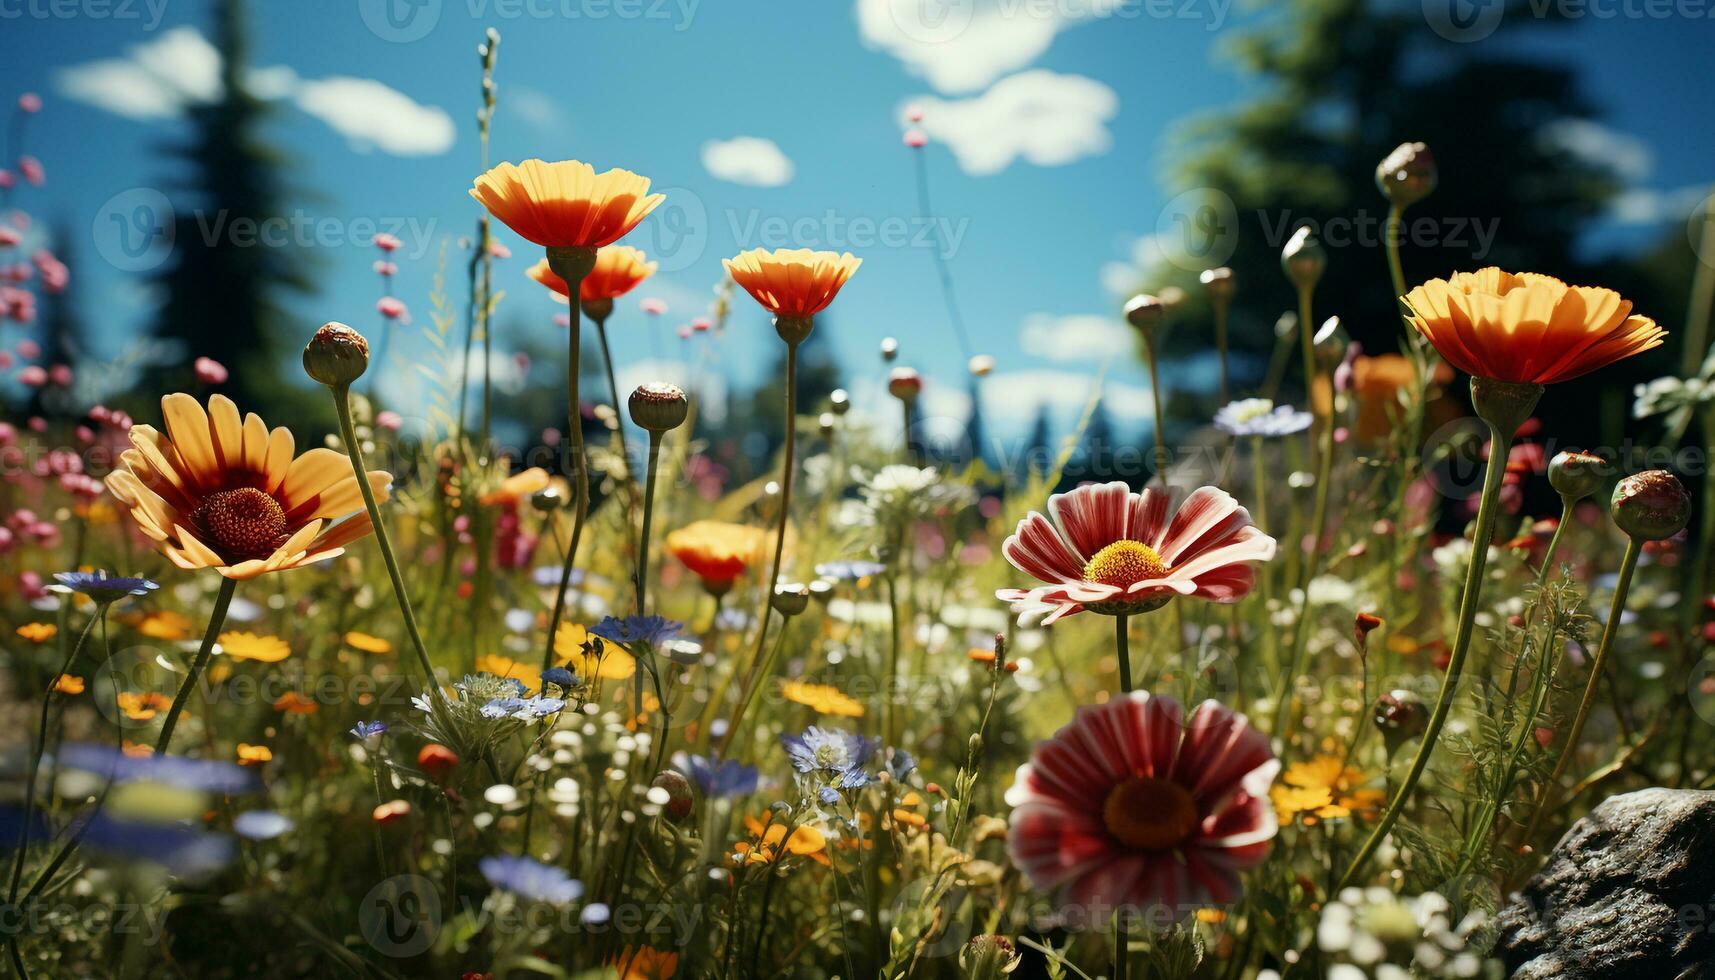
[1082,540,1169,589]
[193,487,288,561]
[1103,776,1199,851]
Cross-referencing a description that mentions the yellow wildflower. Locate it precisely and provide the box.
[780,681,864,718]
[220,631,291,663]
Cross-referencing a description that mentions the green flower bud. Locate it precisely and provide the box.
[303,322,370,387]
[581,296,614,324]
[770,583,810,618]
[1313,316,1349,372]
[1281,227,1326,291]
[1123,293,1165,333]
[1611,469,1691,541]
[650,770,693,821]
[1199,266,1236,302]
[628,382,689,433]
[1548,450,1607,501]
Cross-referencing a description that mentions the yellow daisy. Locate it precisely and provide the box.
[780,681,864,718]
[236,743,273,766]
[15,623,57,643]
[220,631,291,663]
[344,631,393,655]
[555,622,635,681]
[1272,755,1384,825]
[53,675,85,695]
[135,610,195,641]
[475,654,541,692]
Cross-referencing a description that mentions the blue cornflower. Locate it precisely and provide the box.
[590,615,682,648]
[50,572,159,605]
[884,748,918,781]
[233,810,295,841]
[1213,399,1313,438]
[674,753,760,798]
[540,667,579,691]
[348,720,387,742]
[815,560,887,581]
[782,727,878,789]
[479,855,584,904]
[56,743,256,795]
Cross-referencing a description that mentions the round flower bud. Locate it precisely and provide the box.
[880,337,899,361]
[829,388,851,416]
[303,322,370,387]
[808,579,834,604]
[651,770,694,821]
[1372,689,1426,752]
[1123,293,1165,333]
[1313,316,1349,372]
[417,743,459,783]
[1611,469,1691,541]
[819,412,836,435]
[887,367,923,403]
[968,354,995,378]
[1199,266,1236,302]
[770,583,810,618]
[530,487,564,513]
[581,296,614,324]
[1375,142,1438,209]
[628,382,688,433]
[1281,227,1326,291]
[1548,450,1607,502]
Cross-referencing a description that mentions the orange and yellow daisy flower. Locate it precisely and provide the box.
[469,159,664,250]
[1402,268,1665,385]
[1271,755,1385,826]
[527,246,658,304]
[219,631,291,663]
[735,813,829,866]
[723,248,861,321]
[118,691,173,722]
[104,394,390,580]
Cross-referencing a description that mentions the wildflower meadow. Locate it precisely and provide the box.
[4,2,1715,977]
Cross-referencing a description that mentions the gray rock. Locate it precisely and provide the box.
[1496,787,1715,979]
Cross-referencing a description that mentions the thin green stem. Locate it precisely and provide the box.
[1383,204,1408,308]
[1297,285,1318,468]
[1116,614,1132,694]
[635,432,663,616]
[1144,332,1168,487]
[594,316,633,483]
[1336,422,1512,890]
[155,577,237,753]
[1252,437,1280,685]
[885,572,902,747]
[1503,499,1572,702]
[544,264,592,671]
[1275,390,1338,745]
[718,341,799,755]
[1518,536,1642,849]
[7,611,97,906]
[330,384,439,696]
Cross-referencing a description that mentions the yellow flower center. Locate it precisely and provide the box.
[1102,776,1200,851]
[194,487,288,561]
[1082,540,1169,589]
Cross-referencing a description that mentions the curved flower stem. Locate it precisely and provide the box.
[1336,420,1512,890]
[1252,436,1281,684]
[594,315,638,579]
[1116,614,1132,694]
[543,257,593,671]
[885,571,903,747]
[719,340,799,755]
[7,610,98,908]
[635,430,663,616]
[331,384,439,697]
[1383,204,1408,306]
[1517,536,1642,850]
[155,576,237,754]
[1296,284,1318,468]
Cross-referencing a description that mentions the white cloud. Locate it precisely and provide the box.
[856,0,1126,94]
[295,77,455,156]
[55,26,220,119]
[701,137,795,187]
[1609,184,1709,226]
[980,369,1155,428]
[1019,313,1130,362]
[906,70,1117,176]
[1099,234,1167,295]
[1541,119,1652,182]
[56,28,453,157]
[507,86,568,133]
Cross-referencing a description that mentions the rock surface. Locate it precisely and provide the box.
[1496,787,1715,979]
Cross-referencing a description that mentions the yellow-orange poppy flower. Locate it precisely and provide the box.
[469,159,663,250]
[133,610,194,641]
[1271,755,1385,826]
[610,946,680,980]
[735,814,829,866]
[526,246,658,304]
[723,248,861,320]
[344,631,393,655]
[236,743,273,766]
[118,691,172,721]
[780,681,865,718]
[104,394,390,580]
[272,691,319,714]
[479,467,551,507]
[15,622,57,643]
[1402,268,1665,385]
[664,520,767,591]
[53,675,84,695]
[220,631,291,663]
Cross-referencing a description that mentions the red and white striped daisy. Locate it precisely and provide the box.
[1005,692,1279,915]
[997,482,1275,624]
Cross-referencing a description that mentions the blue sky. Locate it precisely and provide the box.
[6,0,1712,440]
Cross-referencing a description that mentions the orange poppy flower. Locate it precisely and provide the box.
[663,520,767,591]
[104,394,390,580]
[479,467,551,507]
[611,946,679,980]
[1402,268,1665,385]
[527,247,657,304]
[722,248,861,320]
[469,159,663,250]
[236,743,273,766]
[1347,353,1453,443]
